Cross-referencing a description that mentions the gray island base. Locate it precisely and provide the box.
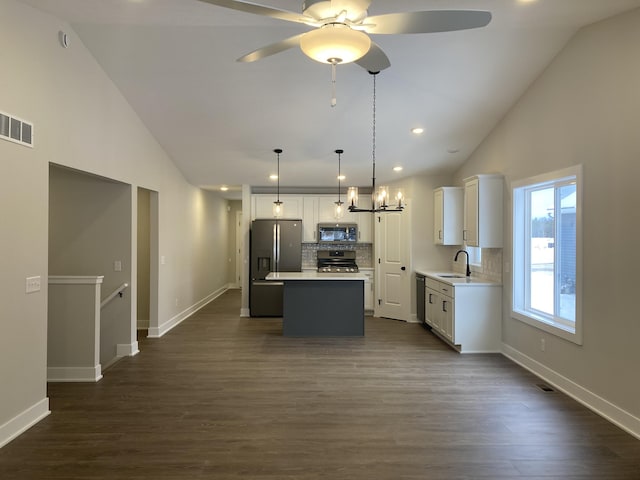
[266,272,365,337]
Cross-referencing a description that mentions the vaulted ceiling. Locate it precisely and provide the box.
[19,0,640,197]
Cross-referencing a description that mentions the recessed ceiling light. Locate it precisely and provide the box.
[269,174,278,180]
[393,166,403,172]
[447,148,460,154]
[411,127,424,135]
[220,186,229,191]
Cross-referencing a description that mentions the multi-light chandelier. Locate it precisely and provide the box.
[271,72,403,219]
[347,71,404,213]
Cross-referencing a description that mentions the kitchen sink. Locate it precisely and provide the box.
[438,274,466,278]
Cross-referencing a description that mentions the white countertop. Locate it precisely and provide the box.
[415,270,501,287]
[266,271,367,281]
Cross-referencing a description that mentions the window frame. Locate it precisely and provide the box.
[511,165,583,345]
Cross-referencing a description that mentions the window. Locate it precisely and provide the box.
[466,245,482,267]
[512,165,582,344]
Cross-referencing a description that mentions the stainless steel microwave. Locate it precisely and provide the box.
[317,223,358,243]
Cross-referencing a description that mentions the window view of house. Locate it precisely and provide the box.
[512,166,581,342]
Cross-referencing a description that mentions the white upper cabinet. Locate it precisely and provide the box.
[317,195,339,224]
[433,187,464,245]
[251,195,303,220]
[302,197,318,242]
[355,211,373,243]
[463,175,503,248]
[252,194,372,243]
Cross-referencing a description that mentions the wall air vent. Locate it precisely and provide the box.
[0,111,33,148]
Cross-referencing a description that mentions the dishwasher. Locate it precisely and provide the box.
[416,273,428,329]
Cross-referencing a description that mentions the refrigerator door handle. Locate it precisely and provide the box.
[253,281,284,286]
[272,223,278,272]
[275,223,281,271]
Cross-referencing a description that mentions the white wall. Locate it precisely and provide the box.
[454,9,640,432]
[0,0,230,444]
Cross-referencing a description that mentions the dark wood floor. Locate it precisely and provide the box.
[1,289,639,479]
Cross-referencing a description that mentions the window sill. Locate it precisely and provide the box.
[512,309,582,345]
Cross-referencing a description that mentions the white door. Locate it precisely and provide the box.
[375,206,411,321]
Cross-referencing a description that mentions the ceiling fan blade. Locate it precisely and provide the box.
[365,10,492,35]
[197,0,311,25]
[236,34,304,63]
[354,41,390,73]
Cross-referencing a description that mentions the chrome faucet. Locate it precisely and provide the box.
[454,249,471,277]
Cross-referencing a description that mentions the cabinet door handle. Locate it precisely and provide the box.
[442,300,448,313]
[428,293,433,304]
[463,230,467,241]
[401,266,406,271]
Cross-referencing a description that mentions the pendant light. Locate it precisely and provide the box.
[272,148,283,218]
[348,71,404,213]
[334,149,345,219]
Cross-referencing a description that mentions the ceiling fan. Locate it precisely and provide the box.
[198,0,492,72]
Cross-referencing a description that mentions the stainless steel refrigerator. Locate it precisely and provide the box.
[250,219,302,316]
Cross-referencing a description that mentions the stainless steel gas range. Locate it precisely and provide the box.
[316,250,359,273]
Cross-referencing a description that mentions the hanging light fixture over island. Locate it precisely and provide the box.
[348,71,404,213]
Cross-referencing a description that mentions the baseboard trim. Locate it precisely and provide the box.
[117,342,139,357]
[0,398,50,448]
[47,365,103,383]
[148,286,228,338]
[240,307,250,317]
[502,343,640,440]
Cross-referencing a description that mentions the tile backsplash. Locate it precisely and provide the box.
[452,248,503,283]
[302,243,373,269]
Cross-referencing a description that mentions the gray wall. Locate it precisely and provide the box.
[137,188,151,329]
[452,10,640,422]
[227,200,242,287]
[0,0,230,440]
[49,164,132,367]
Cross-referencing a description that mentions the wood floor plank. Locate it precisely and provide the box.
[1,289,638,479]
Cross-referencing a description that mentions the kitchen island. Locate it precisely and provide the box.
[266,271,367,337]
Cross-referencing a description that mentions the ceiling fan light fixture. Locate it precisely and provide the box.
[300,24,371,64]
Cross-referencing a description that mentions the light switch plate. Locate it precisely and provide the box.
[114,260,122,272]
[26,276,41,293]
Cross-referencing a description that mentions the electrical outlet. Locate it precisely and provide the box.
[161,255,166,265]
[175,298,179,307]
[540,338,546,352]
[26,276,41,293]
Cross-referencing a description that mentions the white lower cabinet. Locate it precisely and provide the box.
[360,268,374,313]
[425,276,501,353]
